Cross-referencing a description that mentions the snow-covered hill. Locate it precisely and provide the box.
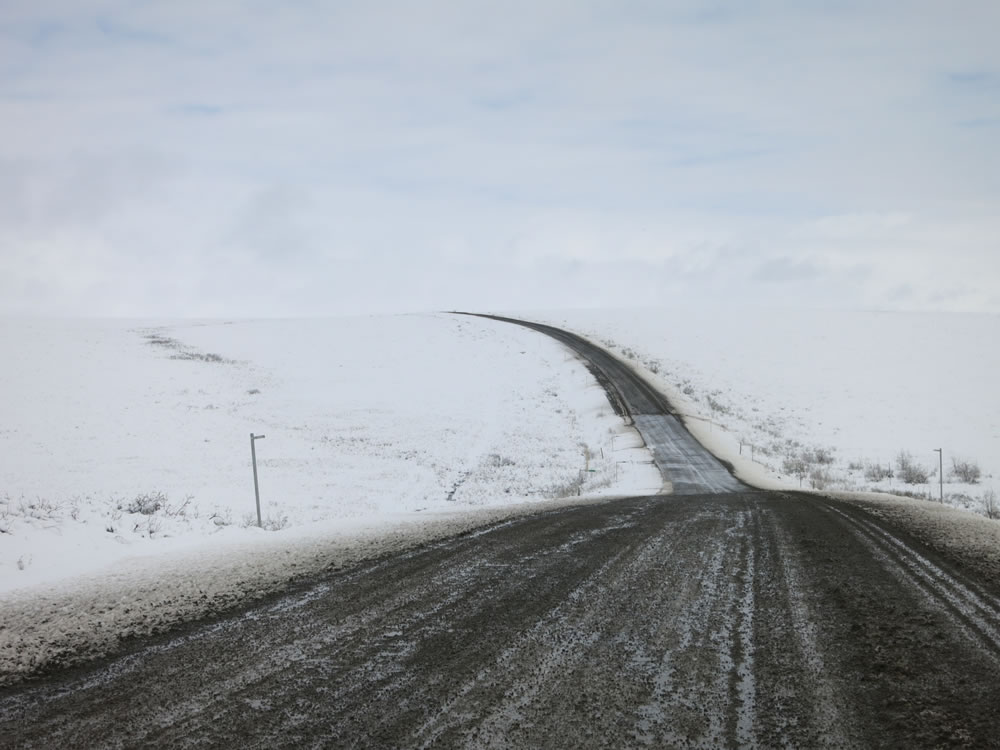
[0,314,659,595]
[539,308,1000,514]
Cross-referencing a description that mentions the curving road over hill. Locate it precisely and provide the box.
[462,313,745,495]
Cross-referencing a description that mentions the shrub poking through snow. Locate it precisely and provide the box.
[143,329,234,364]
[706,394,731,416]
[782,457,810,485]
[262,513,289,531]
[241,512,289,531]
[127,491,167,515]
[896,451,931,485]
[803,447,835,465]
[145,333,182,349]
[864,462,894,482]
[808,468,831,490]
[779,445,838,487]
[951,458,982,484]
[982,489,999,520]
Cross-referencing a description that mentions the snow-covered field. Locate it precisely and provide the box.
[0,314,660,595]
[4,308,998,684]
[5,307,997,600]
[537,308,1000,516]
[1,313,667,682]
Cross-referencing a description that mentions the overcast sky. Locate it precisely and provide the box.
[2,1,998,316]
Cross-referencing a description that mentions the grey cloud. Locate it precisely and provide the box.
[947,71,997,86]
[226,185,316,261]
[170,103,224,116]
[752,257,823,283]
[958,117,1000,129]
[845,264,873,282]
[887,284,914,301]
[0,151,177,235]
[928,286,975,305]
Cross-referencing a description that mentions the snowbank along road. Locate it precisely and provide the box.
[3,317,1000,748]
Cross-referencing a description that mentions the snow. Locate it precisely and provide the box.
[4,306,999,684]
[0,313,666,682]
[532,308,1000,512]
[0,314,660,595]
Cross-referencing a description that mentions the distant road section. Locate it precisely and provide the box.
[462,313,745,494]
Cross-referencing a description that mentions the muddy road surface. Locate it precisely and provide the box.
[3,491,1000,748]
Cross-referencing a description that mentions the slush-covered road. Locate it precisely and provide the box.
[468,314,745,495]
[2,318,1000,748]
[4,493,1000,748]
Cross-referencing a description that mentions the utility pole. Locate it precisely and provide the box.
[933,448,943,503]
[251,433,266,527]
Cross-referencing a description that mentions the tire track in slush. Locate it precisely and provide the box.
[826,503,1000,661]
[411,500,764,749]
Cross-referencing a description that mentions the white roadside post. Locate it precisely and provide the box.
[933,448,943,503]
[251,433,266,527]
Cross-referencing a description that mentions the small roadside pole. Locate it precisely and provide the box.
[933,448,943,503]
[251,433,266,527]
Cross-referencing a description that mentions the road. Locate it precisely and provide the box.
[3,318,1000,748]
[467,314,745,495]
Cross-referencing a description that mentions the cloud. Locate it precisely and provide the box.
[95,15,173,46]
[958,117,1000,129]
[170,103,224,117]
[812,213,914,238]
[948,71,997,86]
[888,284,914,302]
[0,0,998,315]
[753,258,823,283]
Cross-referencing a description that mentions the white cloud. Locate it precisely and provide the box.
[0,1,998,315]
